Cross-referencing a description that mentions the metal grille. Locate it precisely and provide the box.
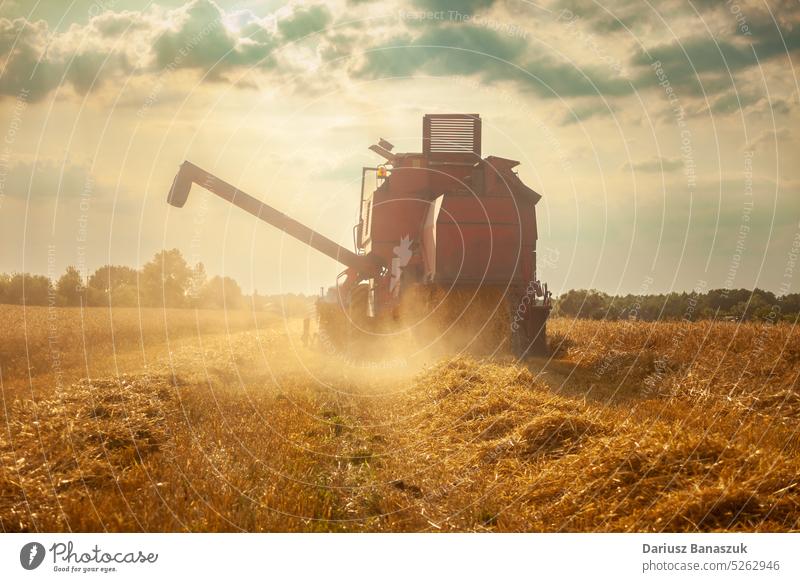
[423,114,481,157]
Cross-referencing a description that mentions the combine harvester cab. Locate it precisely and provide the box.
[167,114,551,357]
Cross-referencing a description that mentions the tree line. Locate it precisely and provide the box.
[2,250,796,322]
[0,249,310,314]
[554,288,800,322]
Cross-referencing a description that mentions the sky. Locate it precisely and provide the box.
[0,0,798,296]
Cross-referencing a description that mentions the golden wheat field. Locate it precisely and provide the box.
[0,305,798,532]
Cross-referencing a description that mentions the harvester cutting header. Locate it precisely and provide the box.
[168,114,551,356]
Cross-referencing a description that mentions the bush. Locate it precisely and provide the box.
[4,274,53,305]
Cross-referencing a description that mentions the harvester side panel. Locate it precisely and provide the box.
[423,194,537,286]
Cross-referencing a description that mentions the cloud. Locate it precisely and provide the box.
[764,97,794,116]
[277,4,331,41]
[629,5,800,97]
[631,37,757,99]
[411,0,496,13]
[622,156,683,173]
[0,18,62,101]
[0,158,94,201]
[555,0,800,42]
[520,58,633,98]
[553,0,655,34]
[352,23,527,79]
[551,0,800,101]
[153,0,239,70]
[707,90,761,115]
[2,0,798,109]
[351,21,635,99]
[0,0,320,101]
[560,102,616,125]
[153,0,284,72]
[746,128,794,152]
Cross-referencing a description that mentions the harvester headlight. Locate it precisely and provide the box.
[377,165,388,178]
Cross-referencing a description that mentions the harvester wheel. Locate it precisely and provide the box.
[526,306,550,357]
[509,306,550,358]
[316,299,347,352]
[347,283,371,342]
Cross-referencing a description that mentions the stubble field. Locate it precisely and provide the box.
[1,304,798,532]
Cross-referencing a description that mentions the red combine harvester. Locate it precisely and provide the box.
[167,114,551,356]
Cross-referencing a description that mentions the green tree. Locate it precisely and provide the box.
[186,262,207,305]
[56,266,85,306]
[5,274,53,305]
[87,265,138,306]
[198,276,243,310]
[88,265,137,294]
[111,285,139,307]
[0,273,9,303]
[554,289,587,317]
[140,249,192,307]
[555,289,609,319]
